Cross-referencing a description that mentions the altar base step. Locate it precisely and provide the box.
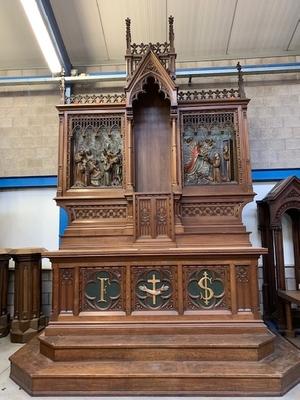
[38,332,275,362]
[10,334,300,396]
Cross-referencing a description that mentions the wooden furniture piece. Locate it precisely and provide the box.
[278,290,300,337]
[257,176,300,324]
[10,248,46,343]
[10,18,300,396]
[0,249,11,337]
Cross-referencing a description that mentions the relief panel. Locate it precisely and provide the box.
[132,266,177,311]
[68,114,124,188]
[182,112,237,185]
[80,267,124,312]
[183,266,230,311]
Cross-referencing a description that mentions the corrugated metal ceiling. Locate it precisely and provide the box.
[0,0,300,71]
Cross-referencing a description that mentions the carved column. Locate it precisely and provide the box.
[171,114,178,191]
[272,225,286,329]
[273,226,286,290]
[291,210,300,289]
[0,249,11,337]
[126,114,134,191]
[10,248,46,343]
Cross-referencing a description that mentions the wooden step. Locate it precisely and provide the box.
[39,332,275,362]
[9,335,300,396]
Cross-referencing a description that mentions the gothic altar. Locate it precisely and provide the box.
[10,17,300,396]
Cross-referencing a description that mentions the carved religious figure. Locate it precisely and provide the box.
[182,113,236,185]
[71,116,123,188]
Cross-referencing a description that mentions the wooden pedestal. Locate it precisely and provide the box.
[0,249,11,337]
[10,248,46,343]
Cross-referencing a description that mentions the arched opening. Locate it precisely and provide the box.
[133,76,171,192]
[281,212,296,290]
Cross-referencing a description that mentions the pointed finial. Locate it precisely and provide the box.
[236,62,246,98]
[169,16,174,51]
[126,17,131,53]
[59,69,66,104]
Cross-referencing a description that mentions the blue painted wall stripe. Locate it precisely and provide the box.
[252,169,300,181]
[0,175,57,188]
[59,208,69,237]
[0,170,299,189]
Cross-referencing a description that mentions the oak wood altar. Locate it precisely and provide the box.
[10,17,300,396]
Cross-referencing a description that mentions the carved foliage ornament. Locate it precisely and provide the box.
[68,114,124,189]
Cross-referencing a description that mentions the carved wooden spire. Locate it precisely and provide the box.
[126,17,131,54]
[237,62,246,98]
[169,16,175,52]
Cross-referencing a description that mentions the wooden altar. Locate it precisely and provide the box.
[10,17,300,396]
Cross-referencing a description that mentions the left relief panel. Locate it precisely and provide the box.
[68,114,124,189]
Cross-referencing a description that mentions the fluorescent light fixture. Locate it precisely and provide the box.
[20,0,62,73]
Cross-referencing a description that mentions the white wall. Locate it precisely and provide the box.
[0,188,59,267]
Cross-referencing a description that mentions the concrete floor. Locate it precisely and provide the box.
[1,335,300,400]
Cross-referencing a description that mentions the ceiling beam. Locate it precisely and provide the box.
[36,0,72,75]
[1,62,300,86]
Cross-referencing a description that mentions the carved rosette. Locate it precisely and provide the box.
[132,266,177,311]
[184,266,230,310]
[81,267,124,312]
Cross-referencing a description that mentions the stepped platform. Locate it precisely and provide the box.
[10,333,300,396]
[38,332,275,362]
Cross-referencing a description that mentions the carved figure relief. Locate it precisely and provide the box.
[182,113,236,185]
[70,115,123,188]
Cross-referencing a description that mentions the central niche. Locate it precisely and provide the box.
[133,76,171,193]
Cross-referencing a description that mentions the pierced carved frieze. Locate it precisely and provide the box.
[178,89,240,102]
[182,112,238,186]
[69,205,127,221]
[131,42,171,56]
[66,93,126,105]
[81,267,124,312]
[184,266,230,311]
[181,202,243,218]
[132,266,177,311]
[68,114,124,189]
